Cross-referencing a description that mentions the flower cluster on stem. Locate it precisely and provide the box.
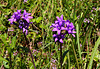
[50,15,76,43]
[8,10,33,35]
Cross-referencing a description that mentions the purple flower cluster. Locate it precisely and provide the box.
[8,10,33,35]
[84,18,89,23]
[92,7,96,11]
[50,15,76,43]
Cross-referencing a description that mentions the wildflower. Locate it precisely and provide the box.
[80,44,82,47]
[22,10,33,23]
[24,0,28,2]
[33,49,37,53]
[91,10,93,12]
[53,34,66,43]
[13,51,18,56]
[92,7,96,10]
[8,10,33,35]
[59,46,64,50]
[84,18,89,23]
[8,10,21,24]
[51,15,66,35]
[65,20,76,37]
[50,15,76,43]
[51,53,53,56]
[51,58,56,63]
[55,15,65,25]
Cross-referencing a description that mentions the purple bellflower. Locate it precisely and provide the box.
[22,10,33,23]
[65,20,76,37]
[8,10,33,35]
[53,34,66,43]
[8,10,21,24]
[50,15,66,35]
[50,15,76,43]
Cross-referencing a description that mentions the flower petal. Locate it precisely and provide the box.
[60,15,63,20]
[52,28,58,31]
[55,20,59,23]
[72,34,75,37]
[26,18,30,23]
[61,27,66,30]
[68,30,71,34]
[55,38,58,42]
[72,31,76,33]
[59,39,63,43]
[53,34,57,37]
[57,30,61,35]
[56,16,61,21]
[28,16,33,19]
[23,28,25,32]
[59,21,62,26]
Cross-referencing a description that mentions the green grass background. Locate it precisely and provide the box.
[0,0,100,69]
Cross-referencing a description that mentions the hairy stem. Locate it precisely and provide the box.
[24,33,36,69]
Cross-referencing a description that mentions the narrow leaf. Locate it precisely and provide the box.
[63,50,69,61]
[11,36,16,49]
[88,37,100,69]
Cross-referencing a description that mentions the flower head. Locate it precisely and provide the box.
[55,15,65,25]
[8,10,33,35]
[84,18,89,23]
[65,20,76,37]
[22,10,33,23]
[51,15,67,35]
[53,34,66,43]
[50,15,76,43]
[8,10,21,24]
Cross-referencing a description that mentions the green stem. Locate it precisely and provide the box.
[60,43,62,69]
[9,52,12,68]
[73,0,76,22]
[24,33,36,69]
[76,24,82,60]
[72,42,79,69]
[67,42,70,69]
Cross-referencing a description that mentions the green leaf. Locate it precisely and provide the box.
[62,56,67,66]
[96,63,100,69]
[32,19,36,23]
[88,37,100,69]
[11,36,16,49]
[36,17,43,23]
[0,56,8,62]
[0,25,6,31]
[76,24,82,60]
[0,4,6,7]
[94,50,100,62]
[3,61,9,68]
[63,50,69,61]
[39,24,46,29]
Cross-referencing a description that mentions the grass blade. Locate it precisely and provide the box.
[76,24,82,60]
[88,37,100,69]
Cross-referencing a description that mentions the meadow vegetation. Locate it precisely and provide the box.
[0,0,100,69]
